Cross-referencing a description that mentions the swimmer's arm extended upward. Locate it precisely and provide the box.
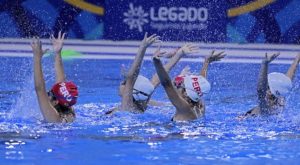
[286,53,300,80]
[151,44,199,88]
[51,31,66,83]
[32,37,61,123]
[200,51,226,78]
[153,56,196,119]
[121,33,160,109]
[257,53,280,112]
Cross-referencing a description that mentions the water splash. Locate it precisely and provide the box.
[8,54,56,121]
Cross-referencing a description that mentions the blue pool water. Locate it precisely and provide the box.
[0,56,300,164]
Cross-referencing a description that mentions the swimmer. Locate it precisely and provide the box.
[239,53,300,119]
[32,31,78,123]
[153,48,226,121]
[108,33,200,114]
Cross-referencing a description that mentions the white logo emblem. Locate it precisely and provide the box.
[123,3,149,32]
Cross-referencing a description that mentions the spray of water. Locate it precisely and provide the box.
[8,52,56,121]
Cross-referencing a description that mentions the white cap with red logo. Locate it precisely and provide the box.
[183,75,211,102]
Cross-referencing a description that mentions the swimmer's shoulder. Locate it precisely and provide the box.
[59,107,76,123]
[246,106,260,116]
[60,113,75,123]
[105,106,120,115]
[237,106,260,120]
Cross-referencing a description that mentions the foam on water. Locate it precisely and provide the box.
[8,54,56,121]
[0,58,300,163]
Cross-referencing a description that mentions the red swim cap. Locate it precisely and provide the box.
[174,75,185,88]
[51,81,78,107]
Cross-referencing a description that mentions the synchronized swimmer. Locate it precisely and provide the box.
[32,31,78,123]
[239,53,300,119]
[31,32,300,123]
[108,33,202,114]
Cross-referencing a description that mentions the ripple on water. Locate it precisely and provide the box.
[0,101,300,161]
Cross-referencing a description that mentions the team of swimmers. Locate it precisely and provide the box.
[30,32,300,123]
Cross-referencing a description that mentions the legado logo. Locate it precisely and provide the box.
[123,3,208,32]
[150,7,208,22]
[59,83,72,102]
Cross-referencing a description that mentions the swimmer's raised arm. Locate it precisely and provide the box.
[151,44,199,88]
[32,37,61,123]
[51,31,66,83]
[153,56,193,117]
[126,33,160,81]
[257,53,279,112]
[121,33,160,109]
[286,53,300,80]
[200,50,226,78]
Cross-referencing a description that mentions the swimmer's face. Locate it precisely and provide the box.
[177,87,203,115]
[177,87,189,101]
[266,90,284,106]
[266,90,276,101]
[134,98,148,107]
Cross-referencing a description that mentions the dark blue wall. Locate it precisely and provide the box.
[0,0,300,43]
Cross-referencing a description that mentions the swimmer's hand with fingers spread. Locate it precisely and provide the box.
[178,43,199,56]
[263,52,280,64]
[31,37,49,58]
[50,31,65,54]
[51,31,66,83]
[151,44,199,88]
[159,43,199,59]
[206,50,227,63]
[140,32,161,49]
[201,50,226,78]
[153,44,167,58]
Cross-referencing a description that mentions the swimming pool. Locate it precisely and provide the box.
[0,44,300,164]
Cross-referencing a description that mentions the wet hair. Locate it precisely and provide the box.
[267,93,284,107]
[48,91,75,116]
[177,87,196,104]
[54,104,75,116]
[133,98,148,113]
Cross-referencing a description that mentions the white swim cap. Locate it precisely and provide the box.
[133,75,154,101]
[268,72,292,96]
[183,75,211,102]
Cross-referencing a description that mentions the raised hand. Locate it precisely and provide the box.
[178,43,199,56]
[31,37,48,58]
[141,32,161,48]
[206,50,226,63]
[153,44,167,58]
[50,31,65,53]
[180,65,192,76]
[264,52,280,63]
